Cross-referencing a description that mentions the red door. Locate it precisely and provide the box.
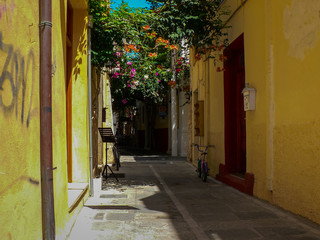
[224,34,246,175]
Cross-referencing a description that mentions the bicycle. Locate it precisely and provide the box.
[192,143,215,182]
[112,142,121,171]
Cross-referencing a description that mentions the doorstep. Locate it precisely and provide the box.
[68,183,89,212]
[216,164,254,195]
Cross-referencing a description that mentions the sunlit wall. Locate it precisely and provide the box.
[190,0,320,224]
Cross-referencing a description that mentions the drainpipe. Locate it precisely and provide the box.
[171,49,178,156]
[88,15,94,196]
[39,0,55,239]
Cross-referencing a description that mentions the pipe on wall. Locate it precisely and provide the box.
[39,0,55,239]
[171,49,178,156]
[223,0,248,26]
[88,15,94,196]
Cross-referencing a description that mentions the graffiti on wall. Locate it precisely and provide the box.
[0,0,15,29]
[0,32,36,127]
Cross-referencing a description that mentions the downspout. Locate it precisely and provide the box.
[88,15,94,196]
[39,0,55,239]
[171,49,178,156]
[204,57,210,146]
[223,0,248,27]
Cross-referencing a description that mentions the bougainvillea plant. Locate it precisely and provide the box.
[89,0,229,112]
[146,0,230,60]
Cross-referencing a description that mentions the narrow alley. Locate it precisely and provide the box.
[4,1,320,239]
[67,149,320,240]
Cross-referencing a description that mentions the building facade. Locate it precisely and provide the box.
[190,0,320,225]
[0,0,95,239]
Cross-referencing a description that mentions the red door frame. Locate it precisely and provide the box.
[224,34,246,174]
[216,34,254,195]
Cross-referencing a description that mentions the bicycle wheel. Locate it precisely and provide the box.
[201,162,208,182]
[197,159,202,178]
[113,145,120,171]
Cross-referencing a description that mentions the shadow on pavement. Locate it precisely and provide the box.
[101,146,209,240]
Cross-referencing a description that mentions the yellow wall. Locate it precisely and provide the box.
[69,8,89,183]
[0,0,42,239]
[105,76,114,129]
[271,0,320,223]
[104,75,116,165]
[190,0,320,225]
[53,0,89,239]
[0,0,89,239]
[190,45,225,168]
[52,0,69,238]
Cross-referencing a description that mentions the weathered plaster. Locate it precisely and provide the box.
[283,0,320,59]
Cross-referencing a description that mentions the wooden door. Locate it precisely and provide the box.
[224,34,246,175]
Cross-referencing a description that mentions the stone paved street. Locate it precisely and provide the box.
[67,153,320,240]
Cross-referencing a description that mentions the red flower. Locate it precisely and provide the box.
[142,25,150,30]
[156,37,164,43]
[168,81,177,88]
[124,44,137,52]
[170,45,178,50]
[219,54,228,61]
[218,44,224,51]
[195,54,201,61]
[148,52,158,58]
[148,32,157,37]
[217,67,226,72]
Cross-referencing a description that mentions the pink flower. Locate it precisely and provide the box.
[130,68,136,78]
[127,61,132,65]
[156,72,159,76]
[116,52,121,56]
[122,99,128,104]
[112,72,120,78]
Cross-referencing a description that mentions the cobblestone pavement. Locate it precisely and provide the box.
[67,154,320,240]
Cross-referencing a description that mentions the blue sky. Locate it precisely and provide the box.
[111,0,151,9]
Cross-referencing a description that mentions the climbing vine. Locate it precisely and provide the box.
[89,0,229,111]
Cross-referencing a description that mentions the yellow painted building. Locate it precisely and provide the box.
[190,0,320,225]
[92,68,116,174]
[0,0,97,239]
